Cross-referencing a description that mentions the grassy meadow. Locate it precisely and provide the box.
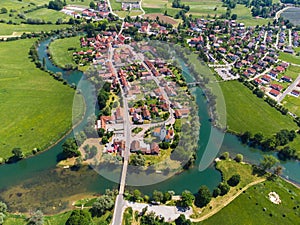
[199,178,300,225]
[49,36,82,69]
[279,52,300,65]
[25,8,71,23]
[220,81,297,136]
[0,39,83,160]
[184,0,226,18]
[0,23,70,35]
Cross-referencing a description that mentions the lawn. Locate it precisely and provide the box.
[0,23,70,35]
[279,52,300,65]
[199,178,300,225]
[220,81,297,136]
[0,39,83,160]
[25,8,71,23]
[49,36,82,69]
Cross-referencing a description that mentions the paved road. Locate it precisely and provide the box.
[278,74,300,103]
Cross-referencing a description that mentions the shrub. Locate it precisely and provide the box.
[227,174,241,187]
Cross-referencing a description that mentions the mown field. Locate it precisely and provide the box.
[0,39,83,160]
[279,52,300,65]
[49,36,82,69]
[199,178,300,225]
[142,0,181,17]
[184,0,226,18]
[25,8,71,23]
[0,23,70,35]
[220,81,297,136]
[231,4,271,26]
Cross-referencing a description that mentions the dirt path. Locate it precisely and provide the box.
[0,32,23,40]
[190,178,266,222]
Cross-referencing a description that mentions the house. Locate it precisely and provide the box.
[247,68,256,75]
[142,109,151,120]
[281,76,292,83]
[269,70,278,78]
[269,89,280,97]
[261,75,271,83]
[270,84,283,91]
[276,66,285,73]
[254,78,263,85]
[153,124,167,141]
[130,140,140,152]
[179,108,190,117]
[150,142,160,155]
[291,90,300,97]
[115,107,124,123]
[174,109,182,119]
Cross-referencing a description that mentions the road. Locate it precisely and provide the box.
[274,6,293,20]
[278,74,300,103]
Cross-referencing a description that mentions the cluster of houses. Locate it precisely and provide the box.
[121,0,140,11]
[123,21,170,35]
[96,107,125,131]
[291,82,300,97]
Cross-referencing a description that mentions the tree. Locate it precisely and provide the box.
[218,182,230,196]
[234,154,243,163]
[28,210,44,225]
[274,165,283,176]
[212,188,221,197]
[130,154,145,166]
[132,189,142,201]
[259,155,279,171]
[12,147,24,160]
[220,152,229,160]
[179,190,195,208]
[195,185,211,207]
[253,133,263,145]
[240,131,251,144]
[66,210,92,225]
[175,214,192,225]
[89,1,96,9]
[0,202,7,214]
[231,14,237,20]
[0,213,6,225]
[152,190,164,203]
[227,174,241,187]
[91,195,114,217]
[163,191,172,203]
[48,0,65,10]
[1,8,8,14]
[278,146,297,160]
[62,138,80,158]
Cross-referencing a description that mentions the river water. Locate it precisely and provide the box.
[0,38,299,212]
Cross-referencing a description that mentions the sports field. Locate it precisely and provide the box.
[0,39,83,160]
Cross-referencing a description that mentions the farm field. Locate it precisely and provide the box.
[220,81,297,136]
[142,0,181,17]
[283,95,300,117]
[231,4,272,26]
[183,0,226,18]
[143,13,179,25]
[49,36,82,69]
[0,39,83,160]
[25,8,71,23]
[0,23,70,35]
[199,178,300,225]
[279,52,300,65]
[281,7,300,26]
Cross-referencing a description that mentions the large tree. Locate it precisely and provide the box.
[179,190,195,208]
[66,210,92,225]
[91,195,114,217]
[62,138,80,158]
[259,155,279,171]
[195,185,211,207]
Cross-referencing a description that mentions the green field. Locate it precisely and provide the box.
[0,39,83,160]
[142,0,181,17]
[283,95,300,117]
[184,0,226,18]
[199,178,300,225]
[220,81,297,136]
[25,8,71,23]
[279,52,300,65]
[49,36,81,69]
[0,23,70,35]
[231,4,272,26]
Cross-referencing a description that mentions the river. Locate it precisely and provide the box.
[0,38,299,213]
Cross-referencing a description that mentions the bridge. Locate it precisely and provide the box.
[187,82,202,87]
